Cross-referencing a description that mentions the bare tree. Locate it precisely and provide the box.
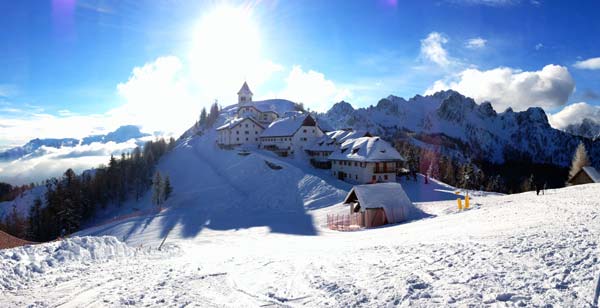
[568,142,591,182]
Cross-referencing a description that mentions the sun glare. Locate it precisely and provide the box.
[190,5,263,94]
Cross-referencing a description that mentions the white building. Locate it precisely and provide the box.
[237,105,279,125]
[217,82,281,148]
[259,114,324,156]
[329,137,405,184]
[305,129,372,168]
[216,117,265,147]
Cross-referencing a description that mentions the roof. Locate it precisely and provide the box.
[0,230,33,250]
[344,182,414,224]
[261,114,318,138]
[237,81,253,96]
[237,104,279,116]
[328,136,405,162]
[582,166,600,183]
[305,130,372,152]
[216,117,264,131]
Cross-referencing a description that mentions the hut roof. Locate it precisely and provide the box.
[343,182,414,224]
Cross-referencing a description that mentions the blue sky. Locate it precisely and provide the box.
[1,0,600,147]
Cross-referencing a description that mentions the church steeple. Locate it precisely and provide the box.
[238,81,253,104]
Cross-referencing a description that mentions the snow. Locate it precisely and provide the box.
[0,185,46,220]
[329,136,405,162]
[1,132,599,306]
[345,182,423,223]
[261,114,314,137]
[583,166,600,183]
[0,236,170,291]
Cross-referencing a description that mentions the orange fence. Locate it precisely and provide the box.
[326,212,364,231]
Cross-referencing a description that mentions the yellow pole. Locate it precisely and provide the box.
[457,198,463,210]
[465,192,470,209]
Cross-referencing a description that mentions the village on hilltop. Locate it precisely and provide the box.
[216,82,406,186]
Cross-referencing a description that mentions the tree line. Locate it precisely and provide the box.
[0,137,175,242]
[395,139,578,194]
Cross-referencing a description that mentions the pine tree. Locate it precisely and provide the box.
[199,107,207,127]
[152,171,163,210]
[163,176,172,201]
[27,198,43,240]
[568,142,591,182]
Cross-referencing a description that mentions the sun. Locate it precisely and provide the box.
[190,5,262,88]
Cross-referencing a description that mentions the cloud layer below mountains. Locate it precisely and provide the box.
[0,140,142,185]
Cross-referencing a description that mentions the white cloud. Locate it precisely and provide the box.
[273,66,352,112]
[573,57,600,70]
[425,64,575,111]
[548,102,600,129]
[535,43,544,50]
[420,32,453,67]
[0,140,142,185]
[466,38,487,49]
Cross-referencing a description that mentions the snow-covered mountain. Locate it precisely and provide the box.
[564,118,600,140]
[0,125,150,161]
[0,138,79,161]
[321,90,600,167]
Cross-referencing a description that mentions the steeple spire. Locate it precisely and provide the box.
[238,81,253,104]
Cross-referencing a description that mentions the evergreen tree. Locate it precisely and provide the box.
[567,142,591,182]
[163,176,173,201]
[27,198,43,240]
[152,171,163,210]
[199,107,207,127]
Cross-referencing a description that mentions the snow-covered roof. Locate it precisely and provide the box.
[328,136,404,162]
[582,166,600,183]
[327,130,372,143]
[344,182,414,224]
[238,81,253,95]
[305,135,338,152]
[261,114,318,138]
[216,117,263,131]
[305,130,372,152]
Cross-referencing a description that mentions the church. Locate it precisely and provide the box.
[217,82,325,154]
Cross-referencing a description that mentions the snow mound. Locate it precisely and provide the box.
[0,236,137,290]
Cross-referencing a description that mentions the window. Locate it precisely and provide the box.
[312,129,315,133]
[246,137,248,141]
[384,175,388,180]
[237,137,239,141]
[245,131,249,135]
[372,175,376,181]
[245,124,248,128]
[236,131,239,135]
[354,162,358,167]
[255,138,258,141]
[355,175,358,180]
[255,131,258,134]
[303,129,307,133]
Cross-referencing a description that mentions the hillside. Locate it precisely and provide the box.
[2,180,599,306]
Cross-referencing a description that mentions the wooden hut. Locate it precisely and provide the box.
[567,166,600,186]
[343,182,414,228]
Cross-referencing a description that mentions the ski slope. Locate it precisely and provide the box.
[1,134,599,306]
[2,184,599,306]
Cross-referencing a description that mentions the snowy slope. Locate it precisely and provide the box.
[2,183,599,306]
[76,132,352,245]
[321,91,600,167]
[0,185,46,220]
